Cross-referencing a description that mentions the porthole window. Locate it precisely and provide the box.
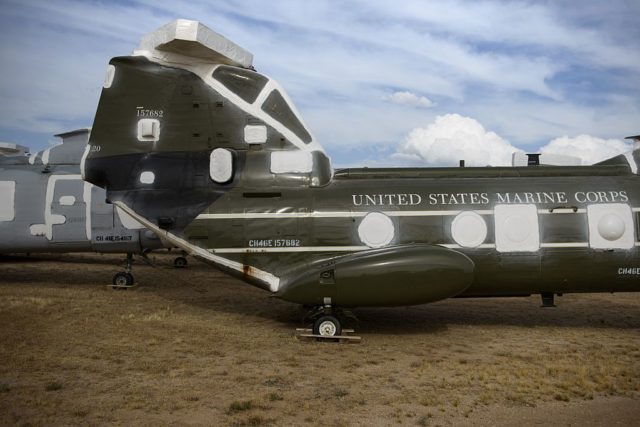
[451,211,487,248]
[358,212,395,248]
[494,204,540,252]
[587,204,634,249]
[210,148,233,183]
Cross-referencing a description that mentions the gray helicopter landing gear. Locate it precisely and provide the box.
[297,305,361,342]
[112,253,135,289]
[540,292,556,308]
[173,253,188,268]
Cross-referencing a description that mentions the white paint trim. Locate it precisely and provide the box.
[441,243,496,249]
[29,224,47,236]
[443,242,598,249]
[270,151,313,174]
[624,152,638,174]
[28,175,89,239]
[0,181,16,222]
[243,125,267,144]
[58,196,76,206]
[113,201,281,292]
[195,209,496,220]
[211,242,611,252]
[538,208,587,214]
[134,55,323,153]
[103,64,115,89]
[540,242,590,248]
[42,148,52,165]
[494,204,540,253]
[389,209,494,217]
[139,171,155,184]
[212,246,369,254]
[115,206,145,230]
[197,212,365,220]
[194,206,640,224]
[253,79,278,107]
[83,182,92,240]
[36,175,83,240]
[587,203,634,249]
[80,144,90,180]
[207,63,317,151]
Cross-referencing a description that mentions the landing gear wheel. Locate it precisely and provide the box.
[112,271,134,289]
[313,315,342,337]
[173,256,188,268]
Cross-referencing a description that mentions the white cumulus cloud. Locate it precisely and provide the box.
[384,91,434,108]
[540,134,632,165]
[394,113,521,166]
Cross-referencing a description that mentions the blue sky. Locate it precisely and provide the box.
[1,0,639,167]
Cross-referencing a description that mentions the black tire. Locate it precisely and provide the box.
[173,256,188,268]
[313,315,342,337]
[112,271,134,288]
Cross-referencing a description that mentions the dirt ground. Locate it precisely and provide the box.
[0,252,638,426]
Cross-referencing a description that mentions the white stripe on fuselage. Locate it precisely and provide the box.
[210,242,613,253]
[212,246,370,254]
[197,209,493,220]
[196,207,640,253]
[624,152,638,174]
[195,207,634,221]
[83,182,92,240]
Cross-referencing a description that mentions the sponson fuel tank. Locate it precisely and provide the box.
[276,244,475,306]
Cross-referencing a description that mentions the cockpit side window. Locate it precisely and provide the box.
[261,90,312,144]
[212,66,268,104]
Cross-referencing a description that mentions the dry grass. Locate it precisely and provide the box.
[0,252,638,426]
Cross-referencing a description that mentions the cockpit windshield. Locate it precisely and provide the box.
[261,90,312,144]
[212,66,267,104]
[213,66,313,145]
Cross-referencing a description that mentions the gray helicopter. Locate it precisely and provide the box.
[0,128,188,287]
